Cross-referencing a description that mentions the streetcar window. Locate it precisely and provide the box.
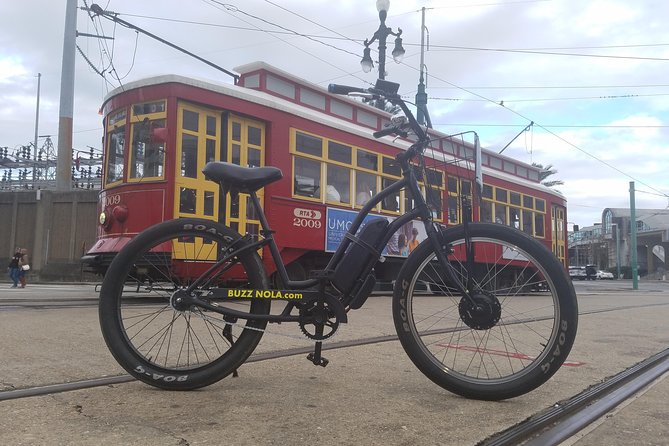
[179,188,197,214]
[181,134,198,178]
[495,204,507,225]
[232,122,241,142]
[447,176,458,194]
[246,223,260,238]
[482,184,493,199]
[381,177,400,212]
[204,191,215,216]
[108,109,126,126]
[230,196,239,218]
[133,101,165,115]
[206,116,217,136]
[328,141,352,164]
[509,207,520,229]
[535,198,545,212]
[357,149,378,171]
[426,169,443,188]
[231,144,241,165]
[495,188,508,203]
[206,139,216,164]
[183,109,199,132]
[535,214,545,237]
[522,210,534,235]
[246,195,259,220]
[130,118,165,180]
[461,180,472,196]
[248,126,262,146]
[510,192,521,206]
[447,196,458,224]
[523,195,534,209]
[480,201,493,222]
[296,132,322,157]
[248,148,261,168]
[106,126,126,184]
[326,164,351,204]
[382,157,401,177]
[355,171,376,206]
[294,157,321,199]
[426,187,442,219]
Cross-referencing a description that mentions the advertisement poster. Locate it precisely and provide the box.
[325,208,426,257]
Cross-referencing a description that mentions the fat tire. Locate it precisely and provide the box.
[393,223,578,400]
[99,218,270,390]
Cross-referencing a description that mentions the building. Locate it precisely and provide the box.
[568,208,669,279]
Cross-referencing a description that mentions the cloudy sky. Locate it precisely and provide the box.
[1,0,668,227]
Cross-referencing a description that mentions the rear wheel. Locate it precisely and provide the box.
[393,223,578,400]
[99,218,270,390]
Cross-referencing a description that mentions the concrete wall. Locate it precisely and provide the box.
[1,190,99,281]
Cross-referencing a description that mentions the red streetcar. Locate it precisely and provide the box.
[82,62,568,284]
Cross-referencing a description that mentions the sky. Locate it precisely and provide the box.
[1,0,668,228]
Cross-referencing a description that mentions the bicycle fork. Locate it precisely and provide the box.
[428,197,478,305]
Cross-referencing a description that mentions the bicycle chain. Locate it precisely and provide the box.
[191,308,342,344]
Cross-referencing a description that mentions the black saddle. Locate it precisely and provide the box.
[202,162,283,193]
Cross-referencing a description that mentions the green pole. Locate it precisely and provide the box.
[630,181,638,290]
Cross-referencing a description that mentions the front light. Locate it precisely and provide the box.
[99,211,107,225]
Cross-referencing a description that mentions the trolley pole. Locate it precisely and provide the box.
[56,0,77,191]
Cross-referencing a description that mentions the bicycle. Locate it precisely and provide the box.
[99,80,578,401]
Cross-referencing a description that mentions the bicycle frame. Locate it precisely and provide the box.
[180,85,478,323]
[181,149,475,324]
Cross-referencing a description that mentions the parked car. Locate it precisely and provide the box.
[568,266,586,280]
[596,270,615,280]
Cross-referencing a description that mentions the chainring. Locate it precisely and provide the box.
[298,295,343,341]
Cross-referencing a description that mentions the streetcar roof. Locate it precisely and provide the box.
[102,69,564,201]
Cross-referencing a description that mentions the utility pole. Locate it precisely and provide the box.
[416,7,428,125]
[630,181,638,289]
[56,0,77,191]
[33,73,41,185]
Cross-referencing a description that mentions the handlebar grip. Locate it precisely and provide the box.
[328,84,368,95]
[373,127,398,138]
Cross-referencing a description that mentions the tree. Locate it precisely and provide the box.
[532,163,564,188]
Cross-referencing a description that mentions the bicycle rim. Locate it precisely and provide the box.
[401,230,573,389]
[100,221,270,378]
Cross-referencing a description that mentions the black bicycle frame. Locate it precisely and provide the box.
[180,142,475,323]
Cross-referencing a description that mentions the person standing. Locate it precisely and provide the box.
[7,248,21,288]
[408,227,421,253]
[18,248,29,288]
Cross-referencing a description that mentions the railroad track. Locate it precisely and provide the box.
[480,348,669,445]
[1,298,667,444]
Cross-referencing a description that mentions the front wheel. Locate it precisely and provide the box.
[393,223,578,400]
[99,218,271,390]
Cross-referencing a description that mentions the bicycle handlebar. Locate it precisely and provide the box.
[329,82,429,154]
[372,126,399,138]
[327,84,368,95]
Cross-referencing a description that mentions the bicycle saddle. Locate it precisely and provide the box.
[203,161,283,192]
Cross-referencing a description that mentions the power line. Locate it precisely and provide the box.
[426,44,669,62]
[422,92,669,103]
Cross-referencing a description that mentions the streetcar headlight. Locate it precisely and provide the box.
[99,211,107,225]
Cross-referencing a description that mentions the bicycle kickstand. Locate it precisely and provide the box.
[222,324,239,377]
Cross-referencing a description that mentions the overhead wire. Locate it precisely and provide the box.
[78,2,668,200]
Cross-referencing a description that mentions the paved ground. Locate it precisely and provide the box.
[0,280,667,445]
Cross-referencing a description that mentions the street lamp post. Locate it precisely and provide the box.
[611,223,622,279]
[360,0,405,110]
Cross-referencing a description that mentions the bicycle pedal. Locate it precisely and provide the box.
[306,353,329,367]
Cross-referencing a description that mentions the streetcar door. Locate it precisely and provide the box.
[552,204,566,266]
[174,102,222,261]
[223,115,266,239]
